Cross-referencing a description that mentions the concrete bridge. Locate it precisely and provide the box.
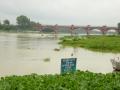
[35,24,120,36]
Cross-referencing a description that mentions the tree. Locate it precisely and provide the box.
[0,21,1,25]
[2,19,11,30]
[117,23,120,34]
[16,15,31,29]
[30,21,37,28]
[0,21,1,26]
[3,19,10,25]
[118,23,120,29]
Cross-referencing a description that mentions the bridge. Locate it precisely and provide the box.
[35,24,120,36]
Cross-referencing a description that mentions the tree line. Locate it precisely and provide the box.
[0,15,39,31]
[0,15,120,33]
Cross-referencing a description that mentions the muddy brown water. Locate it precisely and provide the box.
[0,32,119,76]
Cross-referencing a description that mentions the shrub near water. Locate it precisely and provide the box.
[0,71,120,90]
[59,35,120,53]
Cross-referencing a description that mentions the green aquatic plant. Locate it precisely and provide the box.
[60,35,120,53]
[0,71,120,90]
[54,48,60,51]
[43,58,50,62]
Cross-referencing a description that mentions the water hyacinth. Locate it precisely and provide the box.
[0,70,120,90]
[59,35,120,53]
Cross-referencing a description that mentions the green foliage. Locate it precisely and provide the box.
[0,71,120,90]
[0,15,38,31]
[3,19,10,25]
[0,21,2,29]
[118,23,120,29]
[30,21,37,28]
[0,25,17,31]
[43,58,50,62]
[117,23,120,34]
[60,35,120,53]
[16,15,31,29]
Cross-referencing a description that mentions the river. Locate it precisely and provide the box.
[0,32,119,76]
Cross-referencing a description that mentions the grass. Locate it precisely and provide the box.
[0,71,120,90]
[59,35,120,53]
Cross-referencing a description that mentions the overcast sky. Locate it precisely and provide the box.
[0,0,120,26]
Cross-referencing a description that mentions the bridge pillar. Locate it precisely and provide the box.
[85,25,91,36]
[70,25,75,36]
[101,25,108,35]
[53,24,58,38]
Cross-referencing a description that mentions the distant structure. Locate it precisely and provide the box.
[53,24,58,38]
[85,25,91,36]
[34,24,119,35]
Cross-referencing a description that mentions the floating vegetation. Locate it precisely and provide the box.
[60,35,120,53]
[54,48,60,51]
[0,70,120,89]
[43,58,50,62]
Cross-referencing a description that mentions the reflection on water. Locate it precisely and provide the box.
[0,32,119,77]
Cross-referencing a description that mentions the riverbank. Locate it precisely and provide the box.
[59,35,120,53]
[0,71,120,89]
[0,29,39,33]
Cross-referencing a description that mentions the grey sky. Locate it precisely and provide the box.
[0,0,120,26]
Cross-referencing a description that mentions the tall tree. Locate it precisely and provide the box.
[16,15,31,29]
[117,23,120,34]
[0,21,2,29]
[3,19,10,25]
[0,21,1,26]
[30,21,36,26]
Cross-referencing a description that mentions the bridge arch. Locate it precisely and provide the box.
[74,28,87,35]
[90,29,102,35]
[106,29,117,35]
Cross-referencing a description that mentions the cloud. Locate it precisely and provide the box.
[0,0,120,26]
